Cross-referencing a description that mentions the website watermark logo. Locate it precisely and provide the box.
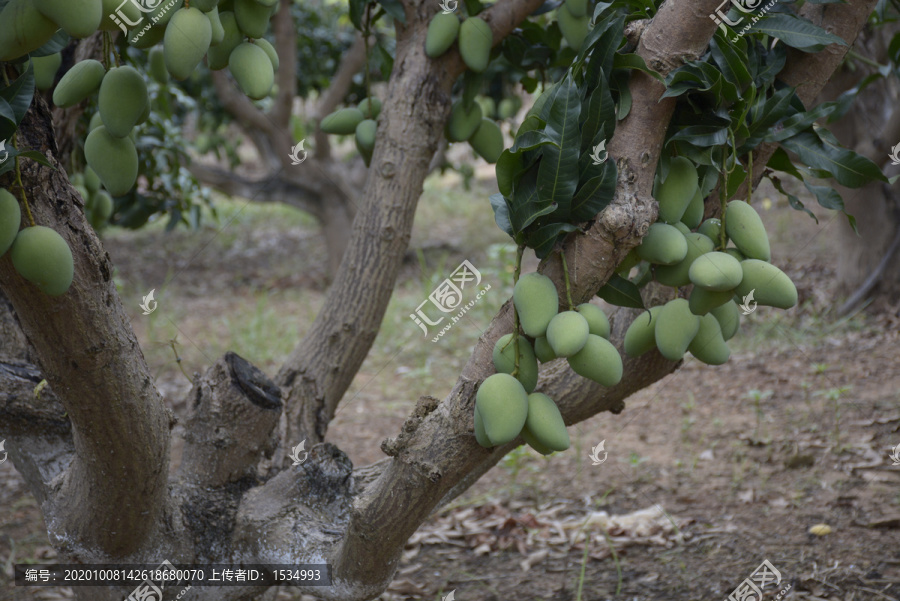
[289,440,308,466]
[890,443,900,466]
[289,139,308,165]
[410,260,491,342]
[442,590,456,601]
[439,0,458,14]
[0,139,9,165]
[739,289,757,315]
[889,143,900,166]
[726,559,791,601]
[0,440,7,465]
[126,559,192,601]
[709,0,778,41]
[589,140,608,166]
[589,440,607,465]
[140,289,157,315]
[111,0,180,44]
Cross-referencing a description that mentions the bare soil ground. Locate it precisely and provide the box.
[2,174,899,601]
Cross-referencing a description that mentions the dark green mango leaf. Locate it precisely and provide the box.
[750,13,847,53]
[780,130,888,188]
[536,75,580,219]
[611,70,632,120]
[580,77,615,153]
[376,0,406,23]
[803,181,845,212]
[490,193,515,238]
[349,0,368,29]
[0,62,35,125]
[669,125,729,147]
[766,147,804,180]
[510,164,559,233]
[764,100,838,143]
[596,273,645,309]
[524,222,578,258]
[0,97,15,141]
[31,31,70,57]
[710,31,751,92]
[612,53,663,81]
[571,160,617,222]
[770,175,817,222]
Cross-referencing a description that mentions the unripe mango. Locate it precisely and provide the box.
[475,373,529,446]
[84,126,138,197]
[656,156,699,224]
[514,273,559,337]
[193,0,220,11]
[524,393,570,452]
[10,226,74,296]
[53,60,106,108]
[473,405,493,447]
[99,0,140,31]
[623,305,662,357]
[688,314,730,365]
[35,0,102,38]
[533,336,557,363]
[229,41,274,99]
[207,6,225,45]
[149,47,169,84]
[355,119,377,166]
[32,53,61,90]
[84,167,101,194]
[165,7,213,81]
[91,190,114,227]
[636,222,688,265]
[469,118,504,163]
[735,259,797,309]
[689,251,743,292]
[557,4,589,50]
[207,11,241,70]
[498,98,517,119]
[567,334,623,386]
[673,221,691,236]
[88,111,103,132]
[447,100,483,142]
[681,188,704,229]
[492,334,539,392]
[0,0,59,61]
[254,37,279,70]
[698,218,723,242]
[724,200,770,261]
[358,97,382,120]
[688,286,734,315]
[654,298,700,361]
[477,96,497,120]
[546,311,590,357]
[710,300,740,341]
[564,0,588,18]
[99,66,148,138]
[234,0,270,38]
[655,232,714,288]
[128,20,166,49]
[425,12,460,58]
[576,303,609,338]
[321,108,365,135]
[521,424,554,455]
[0,189,21,257]
[459,17,492,72]
[724,247,746,262]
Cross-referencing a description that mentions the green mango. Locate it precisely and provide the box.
[99,0,140,31]
[88,111,103,132]
[254,37,279,70]
[321,107,365,135]
[192,0,220,10]
[533,336,557,363]
[656,156,699,224]
[521,423,555,455]
[99,66,148,138]
[654,298,700,361]
[513,273,559,337]
[234,0,270,38]
[636,222,688,265]
[524,393,570,452]
[207,11,241,70]
[688,251,743,292]
[724,200,770,261]
[425,12,460,58]
[127,19,166,49]
[446,100,482,142]
[557,4,589,50]
[149,47,169,84]
[655,232,714,288]
[358,97,382,120]
[10,226,74,296]
[697,218,723,243]
[477,96,496,119]
[688,314,730,365]
[207,6,225,46]
[576,303,610,338]
[84,167,101,193]
[473,405,493,448]
[84,126,138,197]
[681,188,704,229]
[498,98,517,119]
[710,300,740,341]
[475,373,529,446]
[688,287,734,315]
[724,247,746,262]
[164,7,213,81]
[91,190,114,227]
[673,221,691,236]
[459,17,492,72]
[355,118,377,166]
[35,0,102,38]
[229,41,274,99]
[468,118,504,163]
[0,189,21,257]
[53,59,106,108]
[32,53,61,90]
[735,259,797,309]
[567,334,623,386]
[0,0,59,62]
[564,0,588,18]
[546,310,590,358]
[492,333,539,393]
[623,305,662,357]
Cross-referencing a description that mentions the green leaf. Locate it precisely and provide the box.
[571,160,617,222]
[0,97,15,141]
[710,31,752,92]
[524,222,578,258]
[580,77,615,153]
[611,70,631,120]
[803,181,846,212]
[490,193,514,238]
[612,53,663,81]
[349,0,368,29]
[766,147,804,180]
[0,62,35,125]
[780,130,888,188]
[536,74,580,220]
[30,30,69,57]
[750,13,847,53]
[669,125,729,147]
[376,0,406,23]
[596,273,645,309]
[770,175,817,222]
[763,100,839,144]
[510,165,558,233]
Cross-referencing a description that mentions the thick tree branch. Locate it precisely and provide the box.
[270,0,298,129]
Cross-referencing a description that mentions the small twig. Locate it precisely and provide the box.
[560,251,574,310]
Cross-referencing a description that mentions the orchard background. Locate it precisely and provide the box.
[1,0,900,600]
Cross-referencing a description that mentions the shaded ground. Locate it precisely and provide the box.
[1,172,899,601]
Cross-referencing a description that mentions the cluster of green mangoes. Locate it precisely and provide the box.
[622,156,798,365]
[475,273,622,454]
[425,12,492,73]
[445,99,504,163]
[0,189,74,297]
[319,98,383,166]
[70,167,114,230]
[557,0,591,50]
